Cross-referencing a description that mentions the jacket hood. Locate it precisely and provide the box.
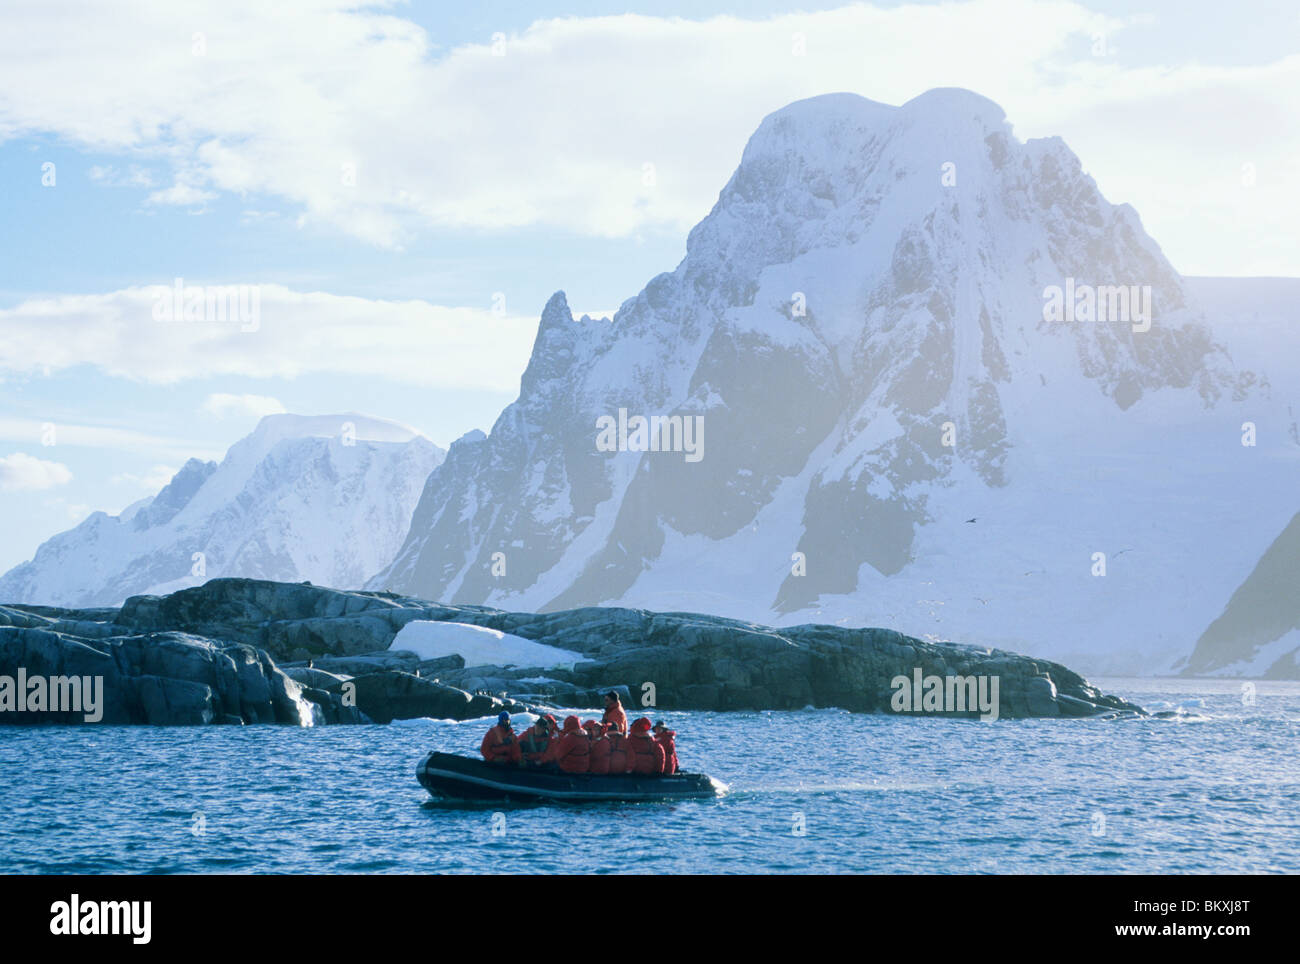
[630,717,653,734]
[563,715,583,734]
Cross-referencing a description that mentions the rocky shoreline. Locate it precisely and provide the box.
[0,578,1144,725]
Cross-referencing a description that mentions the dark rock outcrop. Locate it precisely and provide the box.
[315,670,531,725]
[3,579,1142,723]
[0,621,315,725]
[0,596,533,726]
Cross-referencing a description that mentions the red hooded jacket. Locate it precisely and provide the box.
[518,723,551,764]
[547,715,591,774]
[626,718,665,774]
[602,700,628,736]
[585,721,612,774]
[654,728,678,775]
[606,729,629,773]
[480,723,521,765]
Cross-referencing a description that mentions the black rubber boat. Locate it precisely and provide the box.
[416,751,725,803]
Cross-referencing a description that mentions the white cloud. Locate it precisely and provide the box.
[89,164,156,188]
[0,416,222,461]
[111,464,178,490]
[0,286,538,390]
[0,452,73,491]
[201,393,286,419]
[146,181,217,207]
[0,1,1295,272]
[36,497,96,524]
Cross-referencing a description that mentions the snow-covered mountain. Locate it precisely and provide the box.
[0,414,443,607]
[372,88,1299,676]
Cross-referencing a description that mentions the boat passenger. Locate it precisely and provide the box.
[480,711,522,766]
[585,720,612,774]
[542,713,560,740]
[547,715,591,774]
[625,717,666,775]
[652,720,678,775]
[519,716,553,766]
[606,722,629,774]
[602,691,628,735]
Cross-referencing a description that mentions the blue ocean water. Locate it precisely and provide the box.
[1,678,1297,874]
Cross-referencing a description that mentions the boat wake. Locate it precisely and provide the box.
[723,778,968,797]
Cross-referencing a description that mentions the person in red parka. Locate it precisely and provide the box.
[625,717,666,775]
[606,723,629,774]
[652,720,678,775]
[543,715,591,774]
[585,720,612,774]
[601,691,628,735]
[480,711,522,765]
[518,716,552,766]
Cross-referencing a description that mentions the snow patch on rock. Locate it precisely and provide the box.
[390,620,583,669]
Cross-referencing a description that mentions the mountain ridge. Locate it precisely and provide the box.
[0,413,443,607]
[371,88,1294,677]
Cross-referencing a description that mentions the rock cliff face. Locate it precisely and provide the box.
[0,605,317,725]
[2,578,1141,723]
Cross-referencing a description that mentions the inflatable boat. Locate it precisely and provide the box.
[416,751,725,803]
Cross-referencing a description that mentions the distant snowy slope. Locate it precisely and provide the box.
[1184,511,1300,678]
[1184,276,1300,432]
[0,414,443,607]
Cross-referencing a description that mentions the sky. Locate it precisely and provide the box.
[0,0,1297,572]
